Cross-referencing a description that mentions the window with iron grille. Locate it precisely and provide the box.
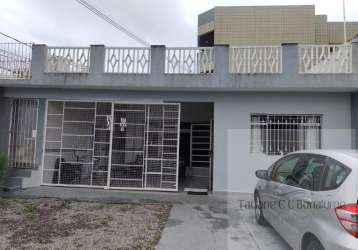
[8,98,39,168]
[250,114,322,155]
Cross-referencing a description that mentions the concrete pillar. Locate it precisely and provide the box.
[0,88,11,154]
[30,44,47,80]
[214,45,229,80]
[282,43,299,76]
[351,41,358,74]
[350,42,358,148]
[150,45,165,78]
[89,45,105,76]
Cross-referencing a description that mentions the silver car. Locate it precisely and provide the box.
[254,150,358,250]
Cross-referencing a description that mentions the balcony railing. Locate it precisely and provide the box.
[165,47,214,74]
[46,47,90,73]
[0,44,356,78]
[0,43,32,79]
[299,44,352,74]
[229,46,282,74]
[105,47,150,74]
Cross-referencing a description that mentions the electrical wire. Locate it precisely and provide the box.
[74,0,150,46]
[0,31,31,47]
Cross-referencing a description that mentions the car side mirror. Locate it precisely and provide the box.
[255,170,269,180]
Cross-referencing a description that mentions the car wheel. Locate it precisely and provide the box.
[305,239,324,250]
[254,192,267,225]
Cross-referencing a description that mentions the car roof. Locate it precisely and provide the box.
[288,150,358,169]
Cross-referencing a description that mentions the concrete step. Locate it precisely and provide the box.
[6,167,32,178]
[1,176,22,191]
[184,188,208,195]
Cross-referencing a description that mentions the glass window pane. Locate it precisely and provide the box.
[273,156,300,183]
[323,159,350,190]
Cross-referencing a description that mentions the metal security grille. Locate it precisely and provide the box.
[43,101,180,191]
[190,123,212,172]
[250,114,322,155]
[43,101,97,186]
[8,98,38,168]
[110,104,146,188]
[0,42,32,79]
[188,123,212,190]
[144,104,180,190]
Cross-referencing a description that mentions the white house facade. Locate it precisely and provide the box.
[0,43,357,193]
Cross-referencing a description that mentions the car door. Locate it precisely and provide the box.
[283,154,326,249]
[265,154,302,237]
[309,157,352,248]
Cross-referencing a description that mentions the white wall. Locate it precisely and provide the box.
[213,93,352,193]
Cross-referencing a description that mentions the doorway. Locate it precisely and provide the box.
[178,102,214,191]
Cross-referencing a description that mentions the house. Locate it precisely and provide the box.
[198,5,358,46]
[0,41,357,193]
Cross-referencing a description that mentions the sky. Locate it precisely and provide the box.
[0,0,357,46]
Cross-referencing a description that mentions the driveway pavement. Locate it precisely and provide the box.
[157,193,291,250]
[3,187,291,250]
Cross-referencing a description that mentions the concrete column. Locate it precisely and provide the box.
[282,43,299,76]
[89,45,105,75]
[0,88,11,154]
[150,45,165,77]
[350,42,358,148]
[352,41,358,74]
[214,45,229,80]
[30,44,47,80]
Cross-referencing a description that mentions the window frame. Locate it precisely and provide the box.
[319,156,352,191]
[8,98,39,169]
[271,153,329,191]
[297,153,327,191]
[250,113,322,156]
[271,153,352,191]
[270,153,302,184]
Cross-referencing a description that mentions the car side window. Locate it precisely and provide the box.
[322,158,351,190]
[272,155,300,184]
[285,155,326,191]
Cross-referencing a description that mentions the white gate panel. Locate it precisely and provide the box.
[42,101,180,192]
[109,104,146,188]
[43,101,112,187]
[144,104,180,190]
[110,103,180,191]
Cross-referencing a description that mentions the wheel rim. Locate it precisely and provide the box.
[255,196,261,220]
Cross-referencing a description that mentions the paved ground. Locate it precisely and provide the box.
[2,187,291,250]
[157,194,291,250]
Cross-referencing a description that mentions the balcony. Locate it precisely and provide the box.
[105,47,151,74]
[0,42,358,91]
[0,43,32,79]
[298,44,352,74]
[46,47,90,73]
[165,47,214,74]
[229,46,282,74]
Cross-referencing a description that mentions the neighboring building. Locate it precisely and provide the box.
[0,41,358,193]
[198,5,358,46]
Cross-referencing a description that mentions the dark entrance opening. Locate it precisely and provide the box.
[178,102,214,192]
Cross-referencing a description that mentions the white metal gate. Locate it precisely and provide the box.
[189,123,212,182]
[42,101,180,191]
[9,98,39,169]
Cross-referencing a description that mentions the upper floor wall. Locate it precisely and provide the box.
[198,6,358,45]
[1,42,358,91]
